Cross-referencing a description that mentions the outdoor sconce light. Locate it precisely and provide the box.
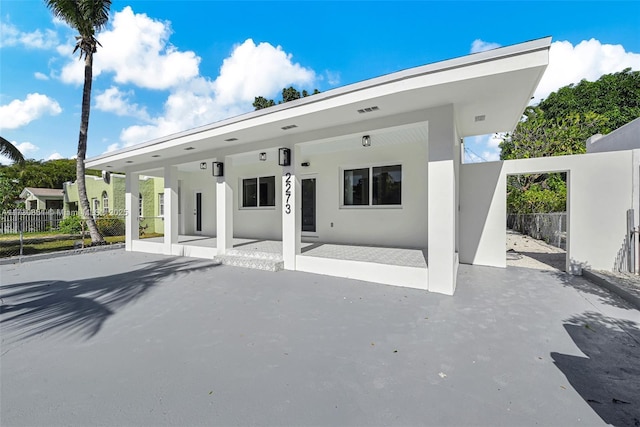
[362,135,371,147]
[200,162,207,170]
[212,162,224,177]
[259,152,267,161]
[278,148,291,166]
[301,162,310,167]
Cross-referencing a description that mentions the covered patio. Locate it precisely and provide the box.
[139,235,428,288]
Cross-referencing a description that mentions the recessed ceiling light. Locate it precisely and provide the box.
[106,165,113,168]
[125,161,133,163]
[357,106,380,114]
[184,147,195,150]
[281,124,298,130]
[474,115,486,122]
[151,154,161,158]
[225,137,238,142]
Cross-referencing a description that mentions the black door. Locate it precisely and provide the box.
[302,178,316,232]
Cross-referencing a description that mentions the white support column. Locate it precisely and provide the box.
[216,173,233,255]
[282,166,301,270]
[428,161,457,294]
[163,165,179,255]
[427,105,458,295]
[125,171,139,251]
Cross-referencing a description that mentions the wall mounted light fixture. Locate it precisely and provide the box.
[259,152,267,161]
[278,148,291,166]
[200,162,207,170]
[362,135,371,147]
[212,162,224,177]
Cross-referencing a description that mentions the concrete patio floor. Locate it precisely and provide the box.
[1,251,639,426]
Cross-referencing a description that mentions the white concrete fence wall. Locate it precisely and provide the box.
[459,150,637,273]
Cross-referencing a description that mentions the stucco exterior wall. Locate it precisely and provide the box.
[296,140,428,248]
[459,150,635,272]
[178,170,217,236]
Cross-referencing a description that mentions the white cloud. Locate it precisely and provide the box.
[95,86,150,121]
[0,21,59,49]
[34,72,49,80]
[534,39,640,102]
[59,6,200,89]
[470,39,501,54]
[115,38,317,147]
[0,93,62,130]
[46,152,64,161]
[16,141,39,156]
[213,39,315,105]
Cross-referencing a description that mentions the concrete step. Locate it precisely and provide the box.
[214,254,284,272]
[225,249,283,261]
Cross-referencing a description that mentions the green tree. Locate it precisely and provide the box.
[44,0,111,245]
[0,136,25,165]
[500,69,640,214]
[253,86,320,110]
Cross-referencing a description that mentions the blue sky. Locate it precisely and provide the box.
[1,1,639,164]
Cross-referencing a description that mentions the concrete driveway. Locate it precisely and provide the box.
[1,251,639,426]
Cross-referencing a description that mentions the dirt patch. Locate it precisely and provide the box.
[506,229,566,271]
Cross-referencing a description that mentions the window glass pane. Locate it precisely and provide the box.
[158,193,164,216]
[243,178,258,207]
[373,165,402,205]
[344,168,369,205]
[259,176,276,207]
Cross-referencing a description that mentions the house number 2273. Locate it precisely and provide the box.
[284,172,292,214]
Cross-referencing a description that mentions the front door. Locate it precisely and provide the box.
[302,178,316,233]
[194,191,202,234]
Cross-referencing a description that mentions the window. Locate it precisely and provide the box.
[138,193,143,217]
[102,191,109,214]
[242,176,276,207]
[92,198,99,215]
[343,165,401,206]
[158,193,164,216]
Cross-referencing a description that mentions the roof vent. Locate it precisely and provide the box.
[357,106,380,114]
[474,115,486,122]
[225,137,238,142]
[281,124,298,130]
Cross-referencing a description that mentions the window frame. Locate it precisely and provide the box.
[158,193,164,217]
[340,163,403,209]
[102,191,109,214]
[240,175,277,209]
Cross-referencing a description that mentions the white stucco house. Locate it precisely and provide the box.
[86,37,638,294]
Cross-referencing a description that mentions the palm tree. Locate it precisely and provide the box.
[0,136,25,165]
[44,0,111,245]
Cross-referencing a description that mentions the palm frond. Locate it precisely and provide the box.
[0,136,25,164]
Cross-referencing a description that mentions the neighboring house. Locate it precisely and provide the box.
[63,174,164,233]
[586,117,640,153]
[19,187,64,210]
[86,37,637,295]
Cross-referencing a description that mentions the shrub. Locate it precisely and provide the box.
[96,214,125,236]
[58,215,83,234]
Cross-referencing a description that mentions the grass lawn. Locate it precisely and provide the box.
[0,235,125,258]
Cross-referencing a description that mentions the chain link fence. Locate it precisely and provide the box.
[0,214,127,259]
[507,212,567,250]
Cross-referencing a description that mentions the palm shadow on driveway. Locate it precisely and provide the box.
[551,311,640,427]
[0,258,219,343]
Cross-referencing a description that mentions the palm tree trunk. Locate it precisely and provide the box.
[77,51,104,244]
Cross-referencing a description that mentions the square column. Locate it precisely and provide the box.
[428,160,457,294]
[282,167,301,270]
[125,172,140,251]
[163,166,179,255]
[216,173,233,255]
[427,104,458,295]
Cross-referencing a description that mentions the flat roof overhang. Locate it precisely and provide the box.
[87,37,551,172]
